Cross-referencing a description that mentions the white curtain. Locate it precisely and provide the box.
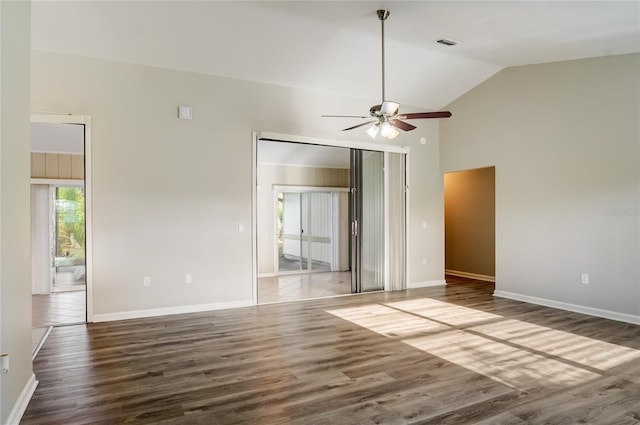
[361,151,385,291]
[31,184,51,294]
[387,153,406,291]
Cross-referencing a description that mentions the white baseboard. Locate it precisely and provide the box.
[5,373,38,425]
[408,279,447,289]
[92,299,254,322]
[445,269,495,282]
[493,290,640,325]
[32,326,53,360]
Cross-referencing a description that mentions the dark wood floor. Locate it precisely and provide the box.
[23,280,640,424]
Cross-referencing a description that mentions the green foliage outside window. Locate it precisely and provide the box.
[56,187,85,265]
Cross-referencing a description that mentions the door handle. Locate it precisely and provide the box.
[352,220,358,237]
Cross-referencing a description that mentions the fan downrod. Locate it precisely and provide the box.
[320,8,452,137]
[377,10,390,103]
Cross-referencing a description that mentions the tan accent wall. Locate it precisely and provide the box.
[257,164,349,275]
[260,164,349,189]
[31,152,84,180]
[444,167,495,278]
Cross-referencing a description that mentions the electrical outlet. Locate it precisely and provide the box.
[186,273,192,284]
[143,276,151,287]
[581,273,589,285]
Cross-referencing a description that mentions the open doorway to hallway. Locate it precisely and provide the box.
[30,120,88,355]
[444,166,496,284]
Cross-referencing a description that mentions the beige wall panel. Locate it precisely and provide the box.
[283,166,296,183]
[330,169,349,187]
[31,152,46,178]
[45,153,59,178]
[321,169,332,187]
[31,152,84,179]
[71,154,84,179]
[58,154,72,178]
[444,167,495,277]
[310,168,323,186]
[330,169,339,187]
[307,168,315,182]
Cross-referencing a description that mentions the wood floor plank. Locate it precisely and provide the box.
[22,280,640,424]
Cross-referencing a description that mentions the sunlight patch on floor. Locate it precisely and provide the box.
[389,298,640,371]
[470,319,640,371]
[403,330,599,391]
[328,303,449,338]
[328,298,640,392]
[385,298,503,326]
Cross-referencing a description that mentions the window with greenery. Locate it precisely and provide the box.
[55,187,85,266]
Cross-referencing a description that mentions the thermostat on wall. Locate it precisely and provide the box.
[178,106,192,120]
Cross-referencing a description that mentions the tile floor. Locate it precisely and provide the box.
[258,271,352,303]
[32,290,86,328]
[277,254,331,273]
[54,269,85,290]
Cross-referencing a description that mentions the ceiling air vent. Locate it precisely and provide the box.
[436,38,458,46]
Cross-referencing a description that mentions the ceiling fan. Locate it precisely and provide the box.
[322,10,452,140]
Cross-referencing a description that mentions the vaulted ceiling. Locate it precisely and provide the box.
[31,1,640,110]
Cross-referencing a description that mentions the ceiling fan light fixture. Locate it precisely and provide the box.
[366,124,379,139]
[322,9,452,138]
[380,121,399,139]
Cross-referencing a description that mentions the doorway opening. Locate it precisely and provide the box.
[444,166,496,285]
[254,134,408,304]
[256,140,354,303]
[30,115,92,356]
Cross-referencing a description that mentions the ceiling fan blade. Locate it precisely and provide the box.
[399,111,452,119]
[391,119,417,131]
[343,121,374,131]
[380,101,400,116]
[322,114,371,119]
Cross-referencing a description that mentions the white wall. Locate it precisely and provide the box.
[441,53,640,318]
[31,51,444,318]
[408,124,446,286]
[1,1,35,423]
